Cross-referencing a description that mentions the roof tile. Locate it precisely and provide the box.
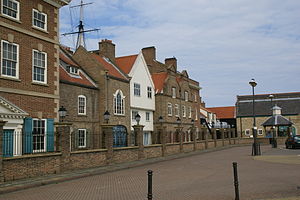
[116,54,138,74]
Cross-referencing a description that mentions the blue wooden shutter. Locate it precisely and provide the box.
[46,119,54,152]
[24,118,33,154]
[3,130,14,157]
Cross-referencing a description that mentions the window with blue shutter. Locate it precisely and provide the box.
[3,129,14,157]
[46,119,54,152]
[23,118,33,154]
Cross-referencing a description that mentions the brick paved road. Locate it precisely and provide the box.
[0,145,299,200]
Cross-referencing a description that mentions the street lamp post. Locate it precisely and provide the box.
[104,110,110,124]
[249,78,260,156]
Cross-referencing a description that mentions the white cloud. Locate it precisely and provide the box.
[60,0,300,106]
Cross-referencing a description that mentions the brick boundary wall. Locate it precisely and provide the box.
[0,122,287,182]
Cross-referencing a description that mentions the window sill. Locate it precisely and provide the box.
[0,76,21,82]
[0,14,21,23]
[32,82,48,87]
[114,113,125,117]
[32,26,48,34]
[78,114,87,116]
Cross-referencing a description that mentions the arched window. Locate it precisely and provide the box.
[114,90,125,115]
[78,95,86,115]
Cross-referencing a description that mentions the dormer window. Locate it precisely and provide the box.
[66,66,78,75]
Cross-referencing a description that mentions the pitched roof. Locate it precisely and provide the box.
[115,54,138,74]
[92,54,129,81]
[262,115,293,126]
[151,72,168,93]
[206,106,235,119]
[236,92,300,117]
[59,66,96,88]
[59,52,79,67]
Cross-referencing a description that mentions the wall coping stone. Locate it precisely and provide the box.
[71,149,108,155]
[113,146,139,151]
[3,153,62,161]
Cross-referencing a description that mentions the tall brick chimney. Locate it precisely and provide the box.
[99,39,115,63]
[142,46,156,65]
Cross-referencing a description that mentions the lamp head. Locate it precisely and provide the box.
[135,113,141,125]
[249,78,257,87]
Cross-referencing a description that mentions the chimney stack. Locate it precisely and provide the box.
[165,57,177,71]
[99,39,115,63]
[142,46,156,65]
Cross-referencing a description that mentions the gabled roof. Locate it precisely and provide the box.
[151,72,168,93]
[0,96,28,119]
[116,54,138,74]
[206,106,235,119]
[92,54,129,81]
[59,66,97,88]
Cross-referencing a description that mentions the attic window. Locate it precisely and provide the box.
[67,66,78,75]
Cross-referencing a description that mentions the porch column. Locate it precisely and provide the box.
[55,122,72,172]
[101,124,114,163]
[157,126,167,156]
[176,126,184,152]
[133,125,145,159]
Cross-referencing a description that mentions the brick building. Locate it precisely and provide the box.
[236,92,300,138]
[0,0,70,157]
[72,40,131,147]
[142,47,202,142]
[59,47,100,150]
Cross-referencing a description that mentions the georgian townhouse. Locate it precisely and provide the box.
[59,47,100,150]
[142,46,202,143]
[116,52,155,146]
[72,40,131,147]
[0,0,70,157]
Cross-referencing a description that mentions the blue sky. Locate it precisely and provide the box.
[60,0,300,107]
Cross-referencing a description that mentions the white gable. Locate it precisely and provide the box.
[0,97,28,119]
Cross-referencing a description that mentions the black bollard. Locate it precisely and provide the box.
[147,170,153,200]
[232,162,240,200]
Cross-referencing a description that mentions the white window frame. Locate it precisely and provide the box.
[194,93,197,102]
[195,109,198,120]
[32,49,47,84]
[78,95,86,115]
[175,104,179,117]
[1,0,20,20]
[188,106,192,118]
[32,9,47,31]
[78,129,86,148]
[167,103,172,116]
[182,105,186,118]
[114,90,125,115]
[258,129,263,136]
[172,87,176,98]
[146,112,150,121]
[134,83,141,96]
[147,86,152,99]
[32,118,47,153]
[245,129,251,136]
[184,91,188,101]
[67,66,78,75]
[1,40,19,79]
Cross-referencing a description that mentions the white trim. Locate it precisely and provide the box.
[172,87,176,98]
[188,106,192,118]
[78,95,86,115]
[113,89,125,115]
[175,104,179,117]
[245,129,251,136]
[32,118,47,153]
[1,0,20,21]
[258,129,263,135]
[78,129,86,148]
[167,103,172,116]
[1,40,19,79]
[182,105,186,118]
[32,49,47,84]
[32,9,47,31]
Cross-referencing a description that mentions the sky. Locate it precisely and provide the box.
[59,0,300,107]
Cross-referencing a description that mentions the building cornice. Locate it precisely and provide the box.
[43,0,71,8]
[0,87,59,99]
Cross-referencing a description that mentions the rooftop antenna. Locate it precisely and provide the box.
[62,0,100,49]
